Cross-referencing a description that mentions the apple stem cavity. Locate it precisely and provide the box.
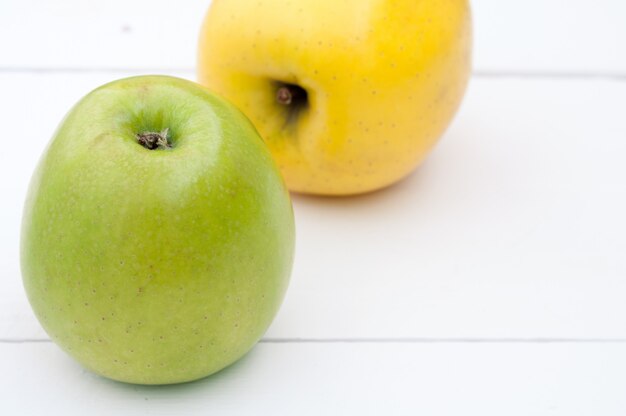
[136,128,172,150]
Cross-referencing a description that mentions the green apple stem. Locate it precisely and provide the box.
[136,128,171,150]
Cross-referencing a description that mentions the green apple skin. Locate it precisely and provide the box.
[21,75,295,385]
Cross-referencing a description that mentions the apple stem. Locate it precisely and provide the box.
[276,86,302,106]
[136,128,171,150]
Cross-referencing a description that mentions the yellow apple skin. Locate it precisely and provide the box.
[198,0,471,195]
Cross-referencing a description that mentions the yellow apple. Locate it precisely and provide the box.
[198,0,471,195]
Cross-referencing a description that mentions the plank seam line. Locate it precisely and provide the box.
[265,337,626,343]
[473,70,626,80]
[0,67,625,81]
[3,337,626,344]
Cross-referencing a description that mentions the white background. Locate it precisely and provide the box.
[1,0,626,414]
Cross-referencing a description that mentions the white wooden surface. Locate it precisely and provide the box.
[3,342,626,415]
[1,0,625,73]
[1,1,626,414]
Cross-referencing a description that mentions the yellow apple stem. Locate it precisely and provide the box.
[136,128,171,150]
[276,84,306,107]
[276,87,294,105]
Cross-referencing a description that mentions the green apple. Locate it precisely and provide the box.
[20,75,295,385]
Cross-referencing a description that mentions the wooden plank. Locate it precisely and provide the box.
[474,0,626,74]
[1,72,625,341]
[1,341,626,415]
[0,0,205,70]
[0,0,625,73]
